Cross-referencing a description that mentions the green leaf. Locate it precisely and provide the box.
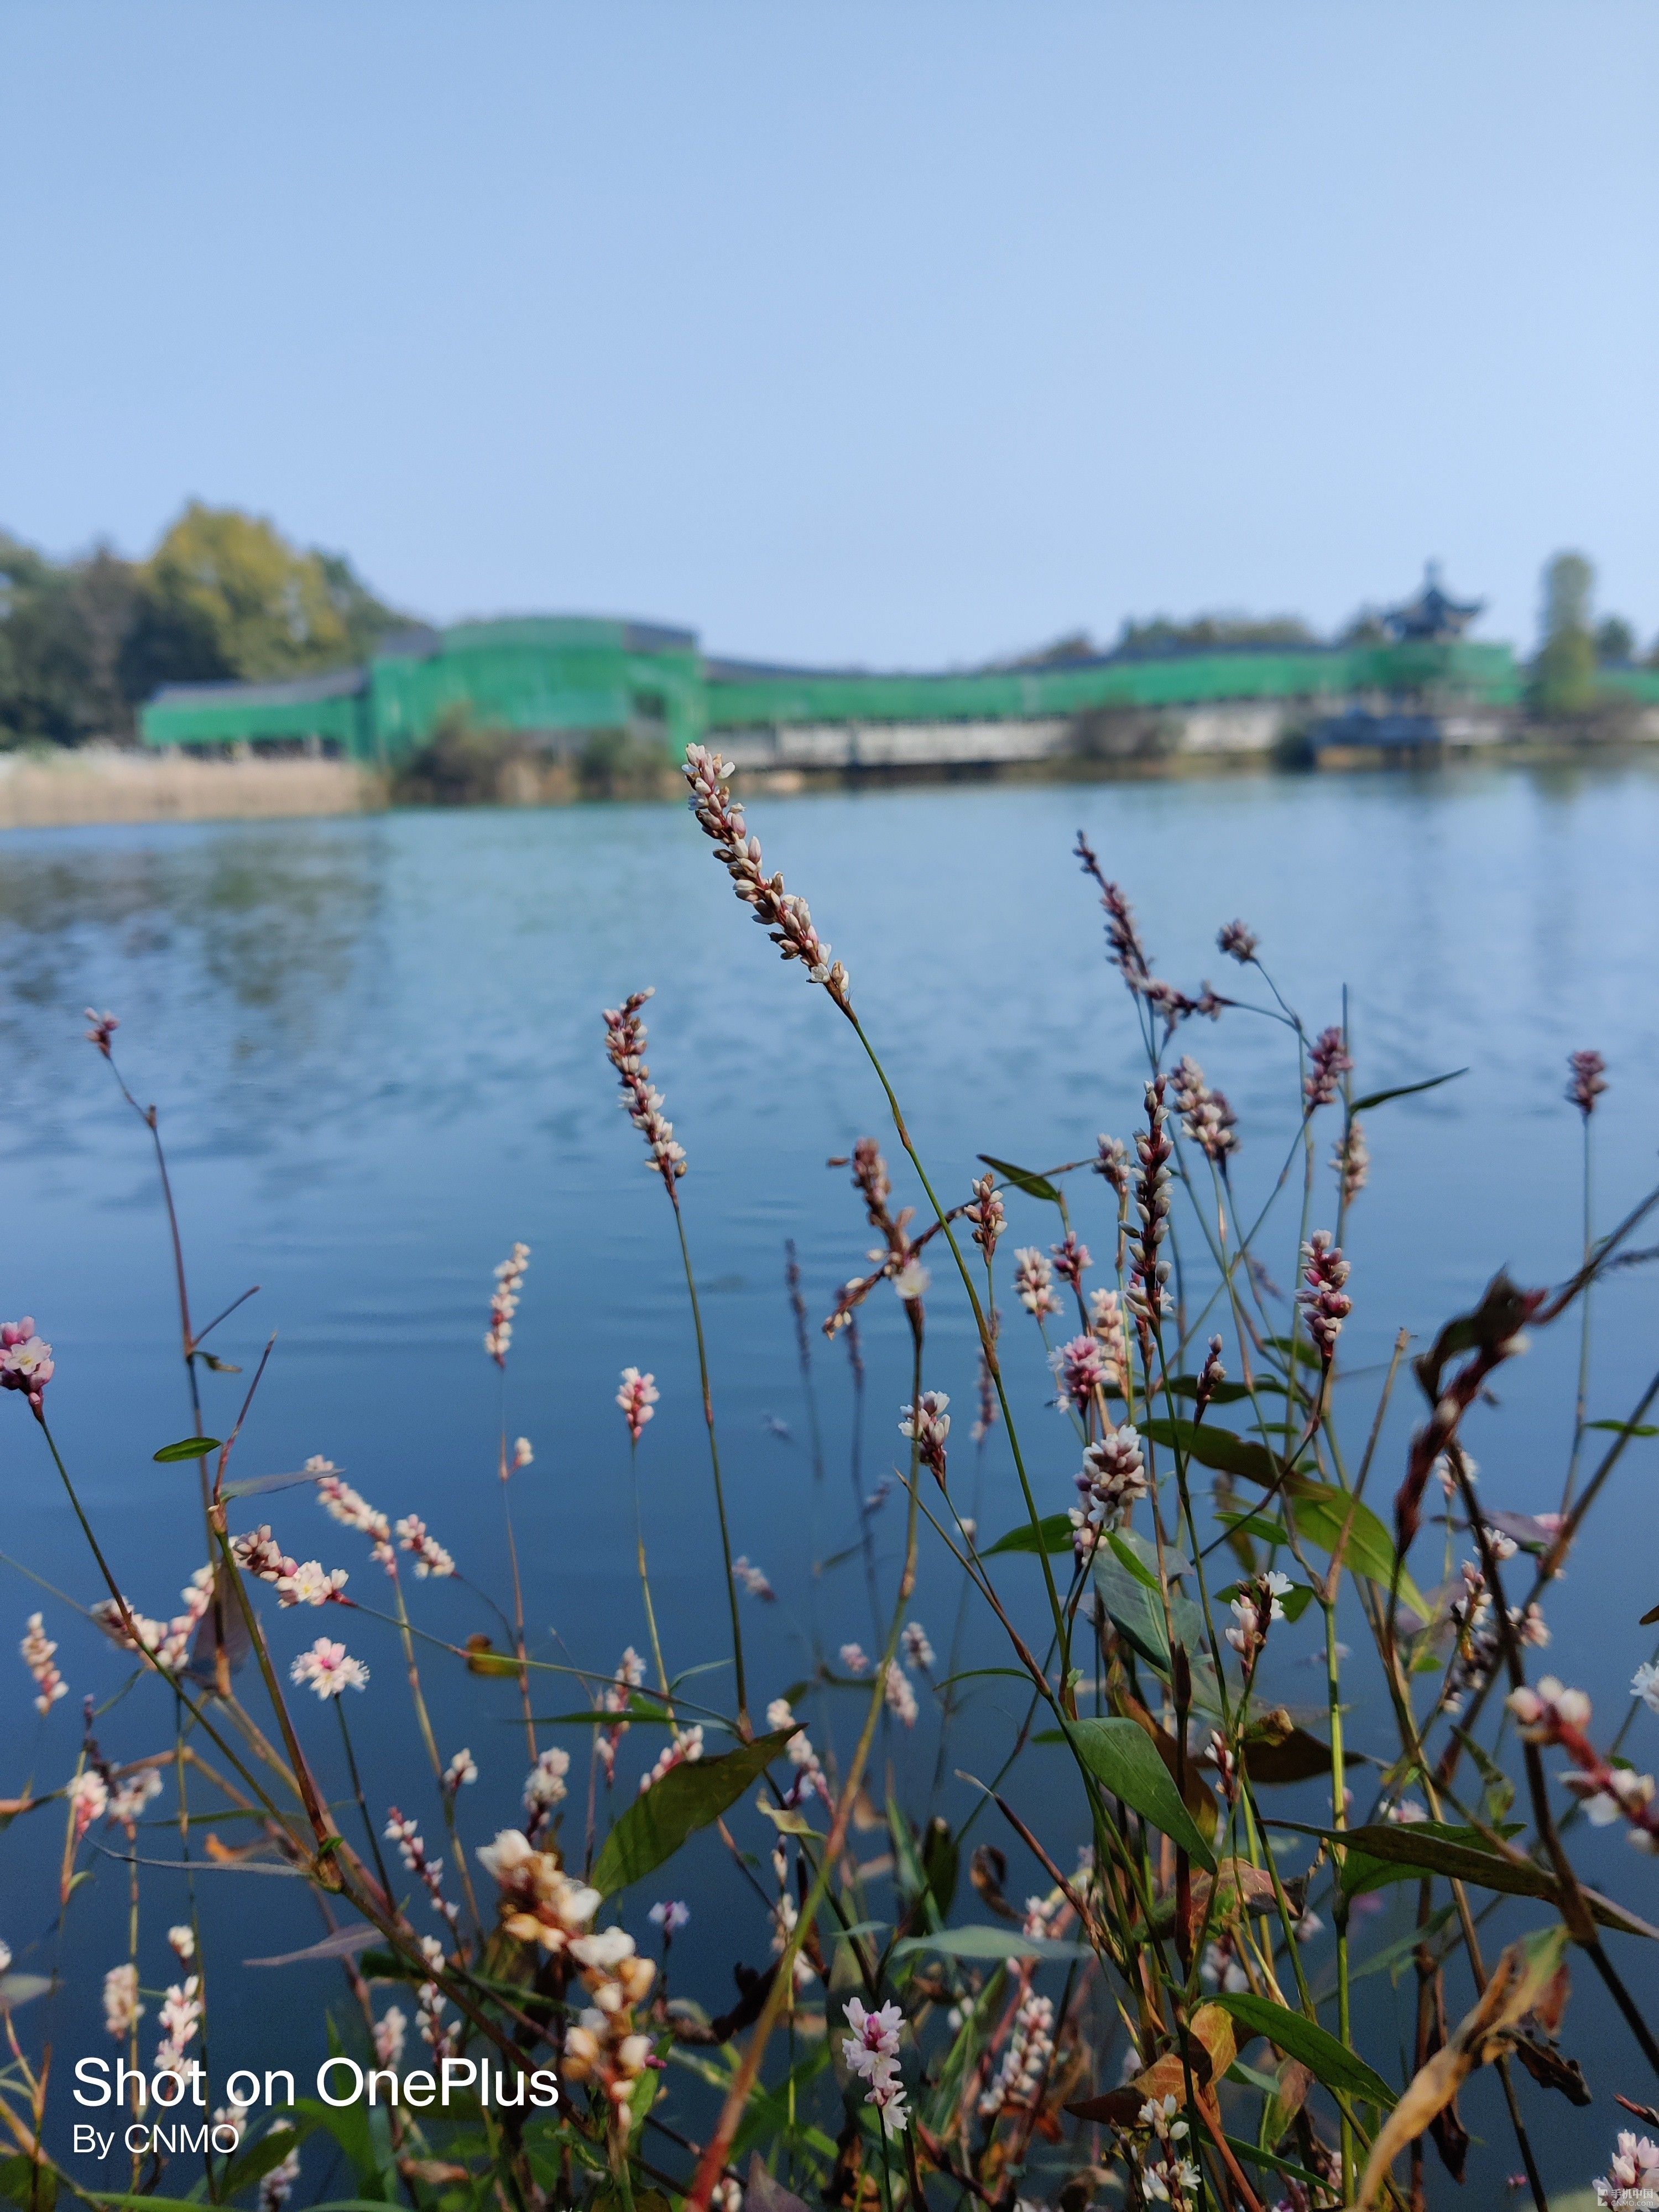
[0,1973,52,2009]
[977,1154,1062,1204]
[220,1467,338,1500]
[1283,1819,1659,1939]
[1141,1417,1284,1489]
[930,1666,1033,1692]
[1212,1991,1396,2108]
[1093,1538,1220,1713]
[1587,1420,1659,1438]
[1215,1510,1292,1547]
[890,1924,1090,1963]
[1345,1907,1457,1990]
[1224,2138,1338,2195]
[1287,1484,1431,1623]
[1453,1726,1517,1824]
[152,1436,222,1462]
[1350,1067,1467,1113]
[0,2156,56,2211]
[1105,1530,1162,1592]
[591,1728,797,1896]
[982,1514,1074,1558]
[530,1707,677,1728]
[1067,1717,1217,1874]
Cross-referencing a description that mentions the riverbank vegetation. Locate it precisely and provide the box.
[6,510,1655,755]
[0,508,404,749]
[1,745,1657,2211]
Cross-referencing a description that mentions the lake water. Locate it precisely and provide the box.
[3,761,1657,2188]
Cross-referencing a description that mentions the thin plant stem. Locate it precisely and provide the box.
[670,1194,749,1732]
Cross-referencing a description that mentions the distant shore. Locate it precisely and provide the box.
[0,745,383,830]
[1,734,1655,832]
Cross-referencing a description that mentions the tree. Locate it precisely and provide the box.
[138,502,403,682]
[1530,551,1598,718]
[0,508,409,745]
[0,534,145,744]
[1595,614,1635,665]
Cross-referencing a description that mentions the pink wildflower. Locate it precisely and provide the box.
[1051,1334,1108,1413]
[639,1726,703,1794]
[1567,1049,1608,1118]
[603,990,687,1191]
[485,1243,530,1365]
[20,1613,66,1713]
[617,1368,659,1444]
[898,1390,950,1482]
[1298,1232,1352,1358]
[884,1663,918,1729]
[683,747,851,1010]
[290,1637,368,1699]
[1051,1230,1091,1291]
[966,1174,1005,1261]
[1304,1026,1353,1110]
[1013,1248,1061,1321]
[395,1515,455,1578]
[0,1321,54,1414]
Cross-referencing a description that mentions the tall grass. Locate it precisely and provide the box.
[1,752,1657,2212]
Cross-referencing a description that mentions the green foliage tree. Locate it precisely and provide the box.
[1114,611,1318,654]
[0,535,147,744]
[1595,614,1635,665]
[0,507,408,746]
[1530,550,1598,718]
[139,502,402,682]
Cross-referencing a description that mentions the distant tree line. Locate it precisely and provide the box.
[0,504,407,747]
[1,512,1650,747]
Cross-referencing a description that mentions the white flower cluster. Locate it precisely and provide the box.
[884,1663,918,1729]
[316,1474,395,1574]
[102,1961,142,2039]
[978,1991,1055,2120]
[1594,2129,1659,2207]
[1071,1423,1148,1556]
[1172,1055,1239,1165]
[841,1997,908,2137]
[1227,1572,1291,1663]
[603,991,688,1191]
[92,1564,214,1673]
[232,1526,349,1608]
[1136,2093,1199,2206]
[155,1974,202,2079]
[395,1514,455,1578]
[290,1637,369,1699]
[20,1612,66,1713]
[639,1726,704,1794]
[1013,1248,1061,1322]
[486,1242,531,1365]
[766,1697,829,1807]
[898,1391,950,1480]
[524,1746,571,1837]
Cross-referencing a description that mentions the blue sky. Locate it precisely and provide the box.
[4,4,1656,665]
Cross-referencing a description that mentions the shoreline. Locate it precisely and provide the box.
[0,734,1655,832]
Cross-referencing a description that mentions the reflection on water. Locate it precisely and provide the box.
[0,824,385,1136]
[1,765,1656,2180]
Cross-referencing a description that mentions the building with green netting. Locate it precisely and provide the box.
[138,581,1659,773]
